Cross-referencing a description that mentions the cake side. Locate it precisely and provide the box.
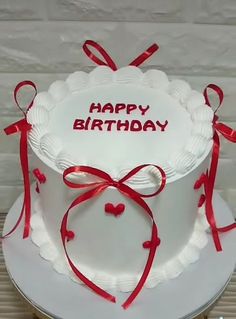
[27,66,213,293]
[31,196,208,292]
[30,149,210,291]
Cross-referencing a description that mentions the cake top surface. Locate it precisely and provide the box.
[27,66,213,184]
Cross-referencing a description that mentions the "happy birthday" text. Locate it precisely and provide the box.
[72,102,169,132]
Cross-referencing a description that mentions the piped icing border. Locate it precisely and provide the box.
[31,198,209,292]
[27,66,214,183]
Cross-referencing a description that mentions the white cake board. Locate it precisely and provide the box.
[2,190,236,319]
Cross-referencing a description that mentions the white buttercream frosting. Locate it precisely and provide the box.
[169,79,191,104]
[186,90,206,113]
[185,135,209,158]
[168,150,196,174]
[53,257,70,275]
[40,133,62,161]
[192,123,213,140]
[66,71,89,92]
[191,105,214,122]
[33,92,55,111]
[48,80,69,102]
[29,125,48,150]
[89,66,113,85]
[114,66,143,84]
[27,106,49,125]
[31,198,209,292]
[144,70,169,90]
[55,151,79,171]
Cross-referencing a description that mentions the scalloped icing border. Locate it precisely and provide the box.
[27,66,214,184]
[30,198,209,292]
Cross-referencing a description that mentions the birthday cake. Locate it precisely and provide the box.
[4,41,236,309]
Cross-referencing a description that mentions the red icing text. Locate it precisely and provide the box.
[89,102,150,116]
[73,102,169,132]
[73,118,168,132]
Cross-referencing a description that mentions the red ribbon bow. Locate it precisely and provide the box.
[203,84,236,251]
[83,40,159,70]
[2,81,37,239]
[61,164,166,309]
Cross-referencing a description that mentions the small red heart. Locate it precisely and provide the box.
[194,173,206,190]
[65,230,75,242]
[105,203,125,217]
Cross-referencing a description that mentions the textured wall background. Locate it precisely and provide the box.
[1,0,236,217]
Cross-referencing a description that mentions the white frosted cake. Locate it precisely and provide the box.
[24,65,214,305]
[3,40,236,310]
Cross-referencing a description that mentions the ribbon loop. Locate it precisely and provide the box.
[203,84,224,113]
[61,164,166,309]
[4,118,31,135]
[83,40,159,71]
[14,80,37,116]
[214,122,236,142]
[83,40,118,71]
[119,164,166,198]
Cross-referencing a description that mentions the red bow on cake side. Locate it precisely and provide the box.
[2,81,37,239]
[197,84,236,252]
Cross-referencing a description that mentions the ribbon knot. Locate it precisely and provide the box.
[110,180,120,188]
[61,164,166,309]
[203,84,236,252]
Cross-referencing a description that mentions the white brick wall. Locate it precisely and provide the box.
[0,0,236,217]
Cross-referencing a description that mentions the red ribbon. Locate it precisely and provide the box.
[60,164,166,309]
[203,84,236,251]
[83,40,159,70]
[2,81,37,239]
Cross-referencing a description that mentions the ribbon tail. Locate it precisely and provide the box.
[122,223,158,309]
[20,129,31,238]
[203,84,236,250]
[1,202,25,239]
[119,184,160,309]
[218,223,236,232]
[1,129,31,239]
[129,44,159,67]
[60,186,116,304]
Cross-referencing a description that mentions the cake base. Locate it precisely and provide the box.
[2,190,236,319]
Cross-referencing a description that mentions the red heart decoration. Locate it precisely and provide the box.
[105,203,125,217]
[33,168,46,184]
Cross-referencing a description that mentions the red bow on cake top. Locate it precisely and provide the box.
[199,84,236,251]
[61,165,166,309]
[83,40,159,70]
[2,81,37,239]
